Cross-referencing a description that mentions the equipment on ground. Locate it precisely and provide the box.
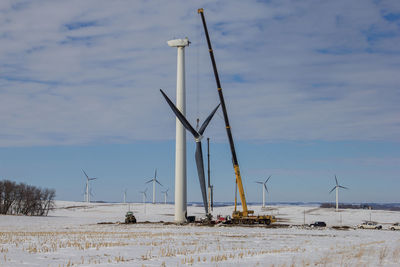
[198,8,276,225]
[125,211,136,224]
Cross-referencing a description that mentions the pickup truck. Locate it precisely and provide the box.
[357,221,382,230]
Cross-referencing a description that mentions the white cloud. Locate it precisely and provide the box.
[0,0,399,146]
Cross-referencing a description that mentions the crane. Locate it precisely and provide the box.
[198,8,276,224]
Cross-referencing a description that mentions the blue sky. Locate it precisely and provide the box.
[0,0,399,203]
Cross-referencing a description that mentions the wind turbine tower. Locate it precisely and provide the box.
[167,37,190,223]
[329,175,348,212]
[140,188,147,204]
[82,169,97,203]
[140,188,147,214]
[146,169,162,204]
[162,188,169,204]
[255,175,271,208]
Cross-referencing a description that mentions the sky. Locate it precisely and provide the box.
[0,0,399,204]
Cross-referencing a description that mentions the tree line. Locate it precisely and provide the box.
[0,179,55,216]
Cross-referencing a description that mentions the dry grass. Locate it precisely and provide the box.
[1,228,400,266]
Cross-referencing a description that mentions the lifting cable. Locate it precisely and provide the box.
[195,19,200,131]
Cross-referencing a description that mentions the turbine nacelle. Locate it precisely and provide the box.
[167,37,190,47]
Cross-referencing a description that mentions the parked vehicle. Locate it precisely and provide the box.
[125,211,136,224]
[310,221,326,227]
[357,221,382,229]
[216,215,232,224]
[389,223,400,231]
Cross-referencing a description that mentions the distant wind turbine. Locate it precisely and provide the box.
[255,175,271,208]
[329,175,348,212]
[123,189,127,204]
[146,169,162,204]
[82,169,97,203]
[140,188,147,204]
[162,188,169,204]
[140,188,147,214]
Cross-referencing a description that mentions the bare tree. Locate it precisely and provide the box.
[0,179,55,216]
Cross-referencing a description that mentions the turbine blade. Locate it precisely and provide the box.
[335,175,338,186]
[195,142,209,214]
[198,104,220,135]
[145,179,153,184]
[155,169,157,179]
[329,186,336,193]
[265,175,272,184]
[339,185,348,189]
[82,169,89,178]
[255,181,263,184]
[160,89,199,138]
[264,184,268,193]
[156,179,163,187]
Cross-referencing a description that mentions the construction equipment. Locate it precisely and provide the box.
[198,8,276,225]
[125,211,136,224]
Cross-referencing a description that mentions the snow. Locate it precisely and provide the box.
[1,201,400,266]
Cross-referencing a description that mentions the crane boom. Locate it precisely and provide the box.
[198,8,253,217]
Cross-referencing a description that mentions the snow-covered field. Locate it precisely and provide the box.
[1,201,400,266]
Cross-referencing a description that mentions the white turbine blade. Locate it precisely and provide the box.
[329,186,336,193]
[255,181,263,184]
[145,179,153,184]
[265,175,272,184]
[339,185,348,189]
[335,175,338,186]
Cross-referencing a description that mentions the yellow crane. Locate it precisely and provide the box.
[198,8,276,224]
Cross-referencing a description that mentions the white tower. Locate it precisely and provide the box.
[168,37,190,223]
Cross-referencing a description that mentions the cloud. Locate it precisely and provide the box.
[0,0,399,147]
